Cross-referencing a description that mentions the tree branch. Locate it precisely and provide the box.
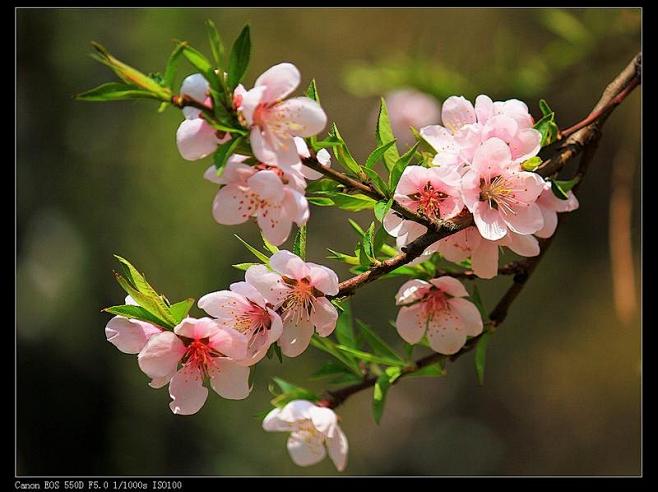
[318,52,640,411]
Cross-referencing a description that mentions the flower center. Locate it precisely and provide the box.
[478,175,522,214]
[293,419,324,444]
[422,289,449,318]
[281,277,317,322]
[182,339,216,374]
[410,182,449,221]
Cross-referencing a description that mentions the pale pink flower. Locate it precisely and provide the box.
[420,94,541,169]
[198,281,283,366]
[176,73,231,161]
[204,155,309,246]
[534,182,579,238]
[384,89,441,148]
[383,165,464,248]
[461,137,545,240]
[137,317,251,415]
[263,400,348,471]
[433,225,540,279]
[105,296,162,354]
[395,276,483,354]
[245,251,339,357]
[293,136,332,180]
[237,63,327,168]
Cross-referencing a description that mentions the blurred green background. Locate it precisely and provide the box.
[16,8,641,476]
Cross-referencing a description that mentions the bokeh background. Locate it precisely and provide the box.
[16,8,641,476]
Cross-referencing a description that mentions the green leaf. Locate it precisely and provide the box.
[310,335,362,376]
[521,156,542,172]
[307,196,334,206]
[550,177,579,200]
[469,283,488,319]
[169,298,195,324]
[306,178,340,194]
[533,111,559,147]
[330,193,377,212]
[234,235,271,264]
[365,140,397,169]
[389,142,420,190]
[347,218,365,236]
[330,124,363,177]
[373,224,388,256]
[213,136,244,175]
[326,248,360,266]
[538,98,553,117]
[103,304,171,328]
[206,20,225,69]
[362,167,389,197]
[76,82,160,102]
[232,262,261,271]
[293,225,307,260]
[376,98,401,171]
[261,236,280,255]
[475,332,491,385]
[309,361,361,383]
[335,344,405,367]
[227,25,251,91]
[112,273,176,329]
[334,301,356,349]
[305,78,320,103]
[407,361,447,378]
[90,43,172,99]
[163,43,187,89]
[270,377,319,407]
[373,371,395,424]
[355,320,404,363]
[373,199,394,223]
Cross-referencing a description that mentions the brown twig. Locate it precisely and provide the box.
[318,52,639,411]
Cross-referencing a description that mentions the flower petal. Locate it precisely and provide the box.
[429,276,469,298]
[212,184,255,225]
[277,399,315,421]
[395,279,431,305]
[198,290,251,319]
[174,317,219,340]
[448,298,483,337]
[274,97,327,138]
[473,201,508,240]
[309,406,338,437]
[502,231,540,257]
[209,359,251,400]
[245,264,289,307]
[501,203,544,235]
[256,202,293,246]
[471,137,512,172]
[176,119,219,161]
[138,331,186,379]
[311,297,338,337]
[419,125,459,154]
[287,433,326,467]
[262,407,293,432]
[307,263,339,295]
[247,170,285,202]
[474,94,494,124]
[278,313,314,357]
[395,304,427,345]
[270,250,310,279]
[510,128,542,162]
[326,426,349,472]
[105,316,160,354]
[426,310,467,355]
[255,62,301,102]
[168,366,208,415]
[441,96,476,133]
[471,239,499,279]
[209,326,249,360]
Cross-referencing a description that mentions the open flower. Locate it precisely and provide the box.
[237,63,327,168]
[205,154,309,246]
[245,251,339,357]
[420,94,541,169]
[535,182,580,238]
[433,225,540,279]
[176,73,230,161]
[263,400,348,471]
[198,281,283,366]
[383,165,464,248]
[137,317,251,415]
[395,276,483,354]
[461,137,545,240]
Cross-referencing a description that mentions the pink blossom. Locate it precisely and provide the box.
[198,281,283,366]
[237,63,327,168]
[535,182,579,238]
[245,251,339,357]
[384,89,441,148]
[419,94,541,169]
[176,74,230,161]
[137,317,251,415]
[204,155,309,246]
[383,165,464,248]
[105,296,162,354]
[433,225,540,279]
[395,276,483,354]
[461,137,545,240]
[263,400,348,471]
